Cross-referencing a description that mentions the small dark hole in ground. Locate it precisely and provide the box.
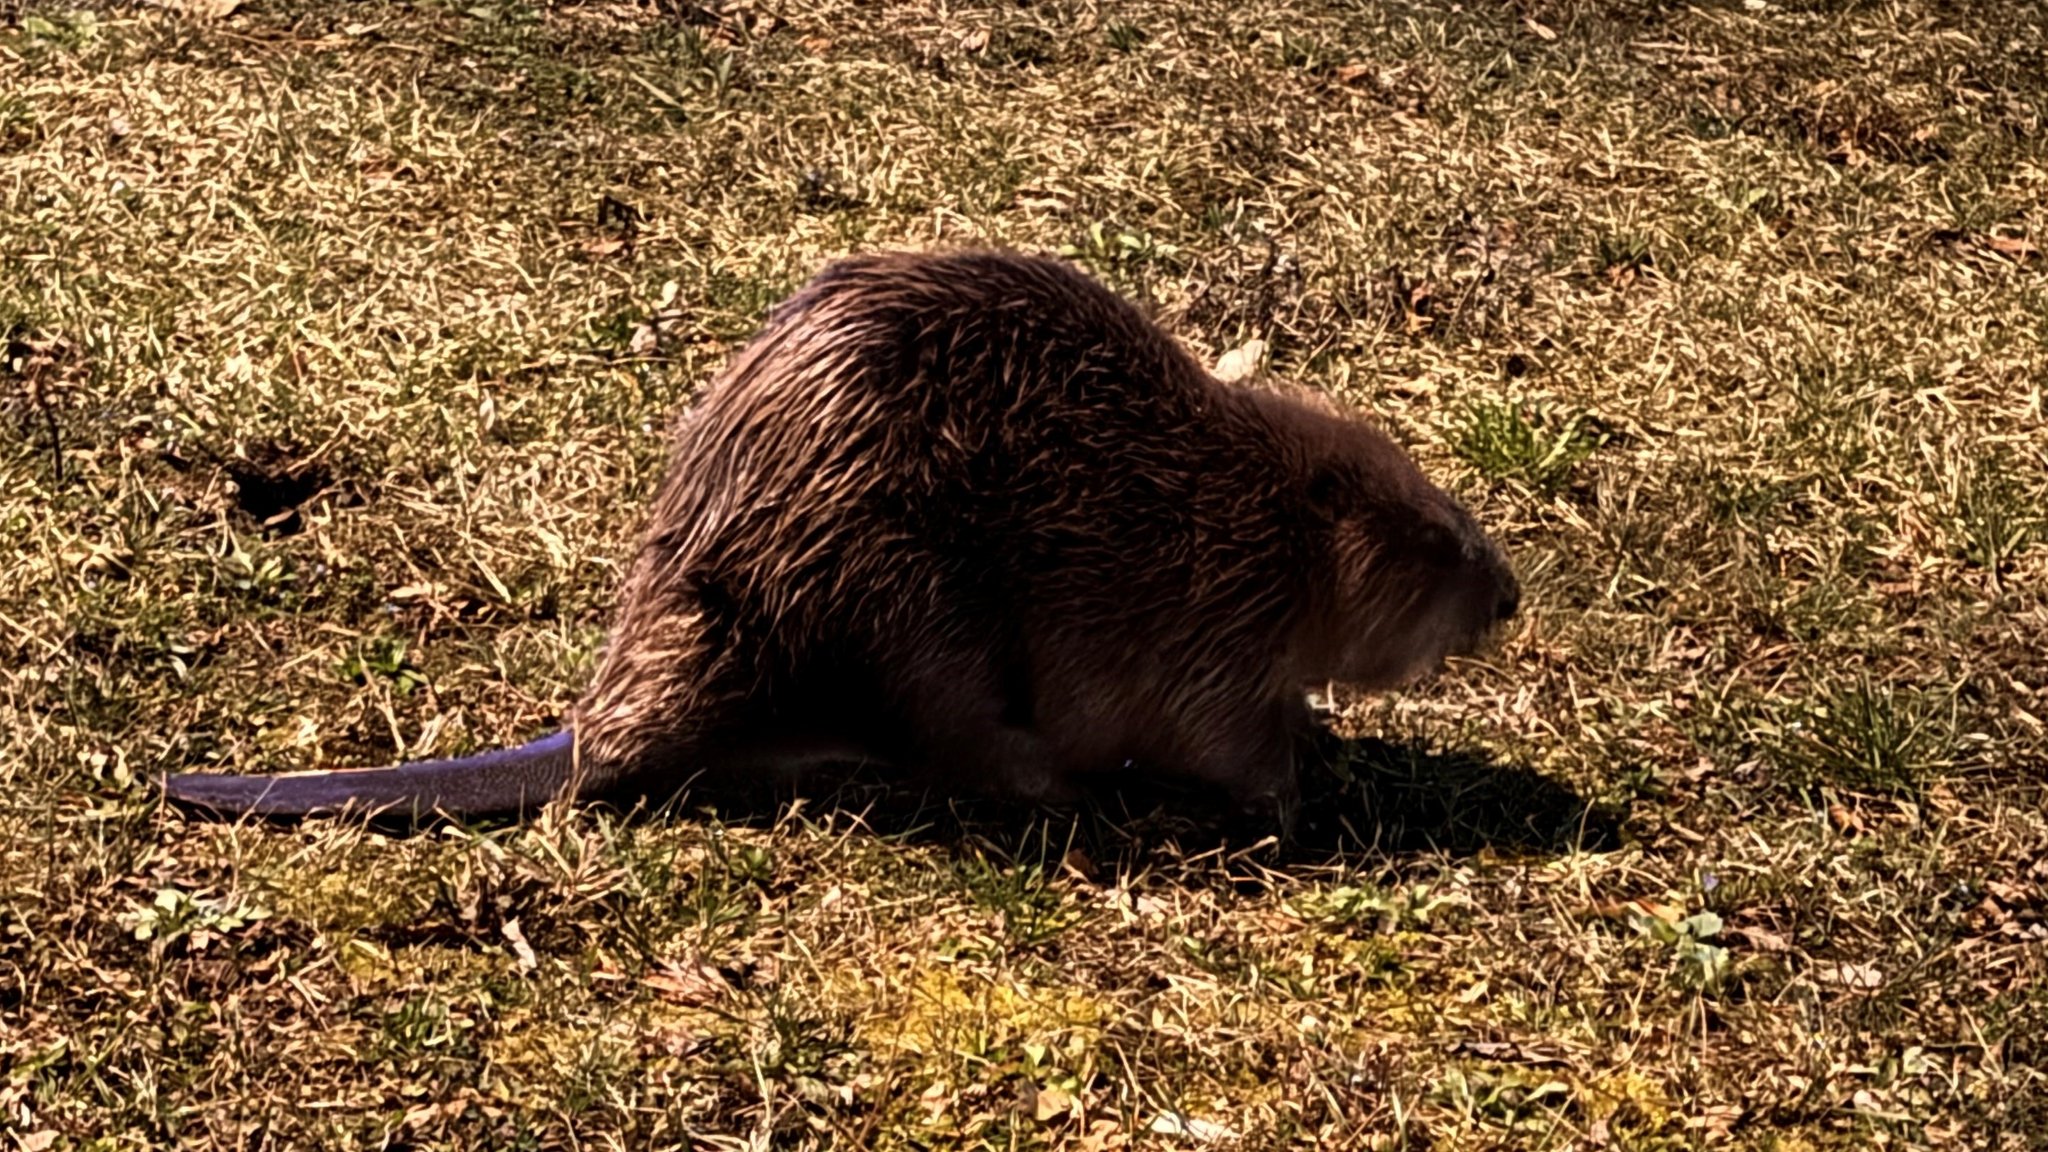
[224,444,333,535]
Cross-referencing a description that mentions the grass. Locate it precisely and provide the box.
[3,0,2046,1147]
[1447,396,1604,495]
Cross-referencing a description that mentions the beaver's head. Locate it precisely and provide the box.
[1287,403,1519,691]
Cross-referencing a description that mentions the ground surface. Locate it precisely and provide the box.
[3,0,2045,1148]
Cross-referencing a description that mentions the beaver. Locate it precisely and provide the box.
[162,247,1519,837]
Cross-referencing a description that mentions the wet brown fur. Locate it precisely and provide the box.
[562,248,1517,831]
[165,247,1518,834]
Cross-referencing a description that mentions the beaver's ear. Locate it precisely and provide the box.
[1305,465,1345,520]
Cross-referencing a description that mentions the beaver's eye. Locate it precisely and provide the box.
[1306,467,1344,516]
[1413,520,1460,564]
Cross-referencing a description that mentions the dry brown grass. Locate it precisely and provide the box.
[3,0,2045,1147]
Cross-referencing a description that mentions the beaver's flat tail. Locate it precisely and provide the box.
[161,731,578,822]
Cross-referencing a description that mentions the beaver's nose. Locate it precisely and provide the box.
[1490,557,1523,619]
[1493,571,1521,623]
[1499,582,1531,619]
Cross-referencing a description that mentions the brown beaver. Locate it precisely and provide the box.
[162,247,1519,836]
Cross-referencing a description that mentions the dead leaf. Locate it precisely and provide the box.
[1814,961,1883,990]
[1030,1083,1076,1122]
[1077,1118,1128,1152]
[582,236,627,259]
[1986,233,2041,261]
[500,918,538,973]
[1333,63,1374,85]
[644,959,729,1006]
[1212,338,1266,382]
[1986,879,2033,905]
[645,1025,708,1059]
[1730,925,1790,952]
[150,0,244,17]
[1148,1112,1238,1142]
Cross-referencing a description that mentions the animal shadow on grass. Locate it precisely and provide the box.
[645,731,1625,874]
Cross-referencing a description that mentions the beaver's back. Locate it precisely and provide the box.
[657,251,1309,659]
